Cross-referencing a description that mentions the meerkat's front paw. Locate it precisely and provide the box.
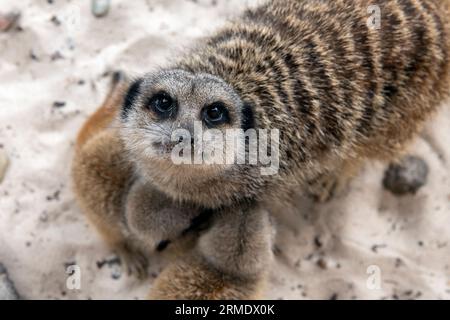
[125,178,200,251]
[115,241,149,279]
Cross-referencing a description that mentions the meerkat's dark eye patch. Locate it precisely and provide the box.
[202,102,230,128]
[241,103,255,131]
[122,78,143,119]
[147,91,177,119]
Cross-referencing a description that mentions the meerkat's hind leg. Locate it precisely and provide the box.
[73,131,150,279]
[149,255,264,300]
[73,71,150,279]
[149,206,274,300]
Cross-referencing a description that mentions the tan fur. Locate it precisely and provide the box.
[72,89,150,276]
[72,0,450,299]
[149,255,266,300]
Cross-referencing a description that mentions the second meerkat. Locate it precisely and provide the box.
[73,0,450,299]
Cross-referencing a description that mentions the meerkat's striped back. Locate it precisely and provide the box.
[178,0,450,173]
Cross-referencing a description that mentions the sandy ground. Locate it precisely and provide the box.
[0,0,449,300]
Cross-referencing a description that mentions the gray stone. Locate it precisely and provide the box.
[383,156,429,196]
[91,0,110,18]
[0,263,20,300]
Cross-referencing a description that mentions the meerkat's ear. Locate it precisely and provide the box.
[121,78,144,120]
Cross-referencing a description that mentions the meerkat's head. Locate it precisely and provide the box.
[119,69,260,206]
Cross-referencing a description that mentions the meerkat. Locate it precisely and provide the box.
[72,0,450,299]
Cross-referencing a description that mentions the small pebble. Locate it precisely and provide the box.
[50,15,61,26]
[53,101,66,108]
[0,11,20,32]
[383,156,429,196]
[0,149,9,183]
[314,235,323,248]
[111,267,121,280]
[0,263,20,300]
[91,0,111,18]
[96,256,120,269]
[39,211,49,223]
[329,293,338,300]
[30,50,39,61]
[50,51,64,61]
[317,258,327,269]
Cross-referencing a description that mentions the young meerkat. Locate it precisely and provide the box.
[72,0,450,299]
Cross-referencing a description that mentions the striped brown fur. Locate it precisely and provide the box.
[179,0,450,172]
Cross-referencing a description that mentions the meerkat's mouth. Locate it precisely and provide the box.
[152,141,178,154]
[152,135,197,157]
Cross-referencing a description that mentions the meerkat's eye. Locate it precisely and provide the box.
[148,91,176,119]
[202,102,230,127]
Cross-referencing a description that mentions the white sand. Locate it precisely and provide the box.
[0,0,449,300]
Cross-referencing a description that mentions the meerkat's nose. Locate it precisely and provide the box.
[177,136,195,147]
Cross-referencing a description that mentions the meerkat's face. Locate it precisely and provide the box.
[120,69,254,183]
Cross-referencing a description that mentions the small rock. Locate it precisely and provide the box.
[30,50,39,61]
[39,211,49,222]
[371,244,387,253]
[0,149,9,183]
[96,256,120,269]
[0,11,20,32]
[111,267,121,280]
[52,101,66,108]
[50,51,64,61]
[50,15,61,26]
[91,0,111,18]
[383,156,429,196]
[46,190,61,201]
[64,261,77,270]
[0,263,20,300]
[314,235,323,248]
[317,258,327,269]
[394,258,404,268]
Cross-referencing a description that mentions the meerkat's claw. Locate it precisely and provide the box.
[305,173,340,203]
[305,160,363,203]
[116,241,149,279]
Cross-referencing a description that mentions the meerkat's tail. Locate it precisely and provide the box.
[76,71,128,148]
